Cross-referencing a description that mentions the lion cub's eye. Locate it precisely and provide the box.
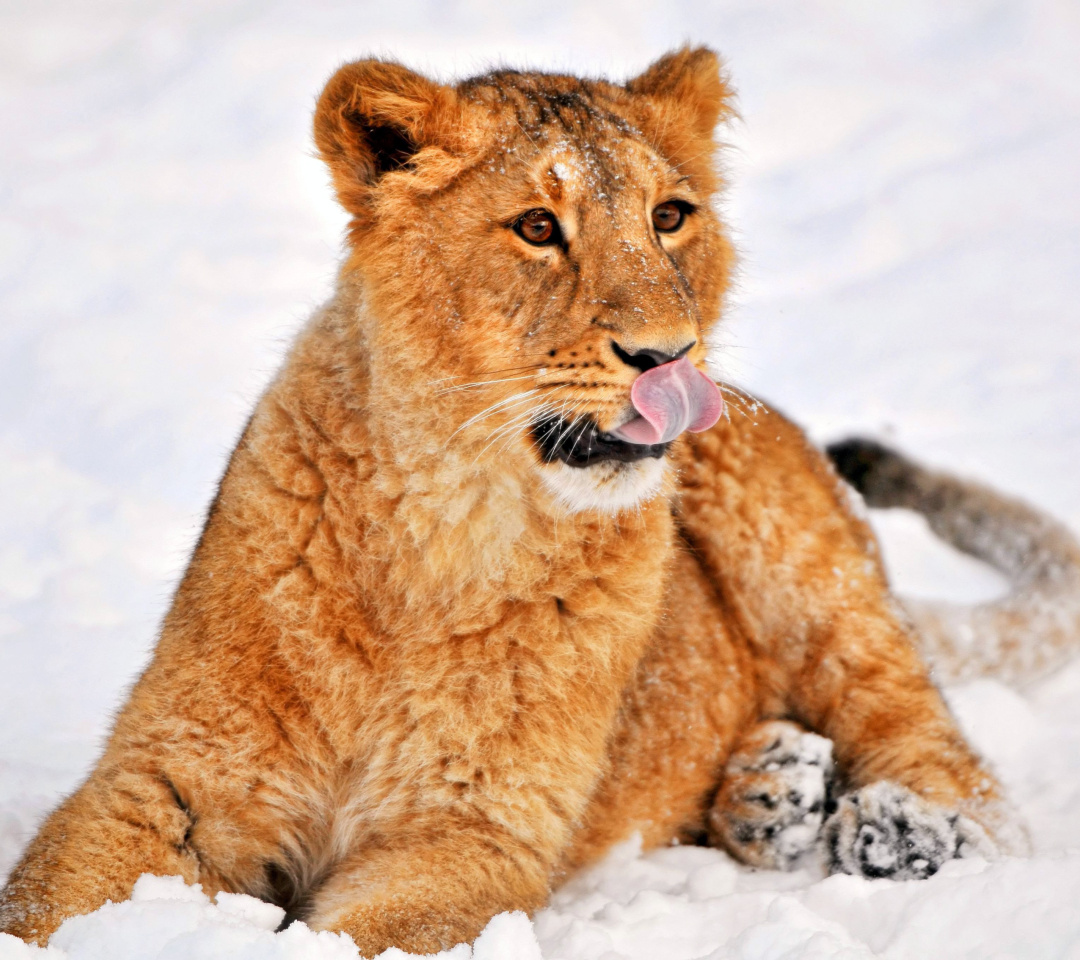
[652,201,691,233]
[514,209,561,246]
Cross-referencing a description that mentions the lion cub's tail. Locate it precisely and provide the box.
[827,438,1080,689]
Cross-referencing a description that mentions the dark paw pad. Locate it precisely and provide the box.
[710,720,835,870]
[823,782,961,880]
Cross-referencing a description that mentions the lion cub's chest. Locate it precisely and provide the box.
[324,518,672,817]
[381,547,671,737]
[311,569,670,853]
[259,430,678,839]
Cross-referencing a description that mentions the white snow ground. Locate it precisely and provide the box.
[1,1,1079,957]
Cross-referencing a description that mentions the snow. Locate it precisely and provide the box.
[1,0,1079,958]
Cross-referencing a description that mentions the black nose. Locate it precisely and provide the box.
[611,340,695,372]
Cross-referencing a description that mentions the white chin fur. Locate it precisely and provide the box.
[539,457,668,514]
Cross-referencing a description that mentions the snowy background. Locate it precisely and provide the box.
[2,0,1080,957]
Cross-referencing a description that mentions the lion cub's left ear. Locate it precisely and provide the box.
[314,59,480,218]
[626,47,735,186]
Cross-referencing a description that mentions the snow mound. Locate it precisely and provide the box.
[0,875,542,960]
[0,875,356,959]
[3,846,1080,959]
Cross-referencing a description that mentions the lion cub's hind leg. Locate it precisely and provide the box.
[822,781,997,880]
[708,722,1000,880]
[709,719,834,871]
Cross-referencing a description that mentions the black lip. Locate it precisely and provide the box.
[532,415,669,468]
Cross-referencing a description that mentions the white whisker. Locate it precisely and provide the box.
[437,373,540,396]
[448,390,541,441]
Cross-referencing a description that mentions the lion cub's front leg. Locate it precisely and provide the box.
[0,770,206,944]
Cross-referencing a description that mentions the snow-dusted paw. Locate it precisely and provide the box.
[822,781,991,880]
[709,720,835,871]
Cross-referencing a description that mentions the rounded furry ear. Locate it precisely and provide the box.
[626,47,734,141]
[625,47,734,189]
[314,59,465,217]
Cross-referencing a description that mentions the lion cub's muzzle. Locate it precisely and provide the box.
[533,356,723,468]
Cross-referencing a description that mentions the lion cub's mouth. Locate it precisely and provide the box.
[531,357,724,469]
[532,415,669,468]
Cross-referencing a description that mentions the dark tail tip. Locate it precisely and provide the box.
[825,437,919,509]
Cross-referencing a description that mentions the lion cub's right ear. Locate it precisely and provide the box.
[314,59,476,218]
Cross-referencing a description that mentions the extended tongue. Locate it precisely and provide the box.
[610,357,723,445]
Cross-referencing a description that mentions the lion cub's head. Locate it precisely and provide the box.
[314,48,735,513]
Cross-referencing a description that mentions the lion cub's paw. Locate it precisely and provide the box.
[709,719,835,871]
[822,781,995,880]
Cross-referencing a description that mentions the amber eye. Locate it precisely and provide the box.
[514,208,561,246]
[652,201,690,233]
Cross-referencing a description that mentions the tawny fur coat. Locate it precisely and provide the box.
[2,48,1051,956]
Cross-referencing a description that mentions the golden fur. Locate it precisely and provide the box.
[0,49,1034,954]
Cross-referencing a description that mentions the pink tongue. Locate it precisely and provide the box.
[610,357,723,445]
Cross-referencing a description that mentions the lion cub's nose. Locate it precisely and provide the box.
[611,339,696,373]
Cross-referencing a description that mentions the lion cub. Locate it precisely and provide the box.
[0,49,1027,954]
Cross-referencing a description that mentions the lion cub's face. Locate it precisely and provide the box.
[315,50,735,512]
